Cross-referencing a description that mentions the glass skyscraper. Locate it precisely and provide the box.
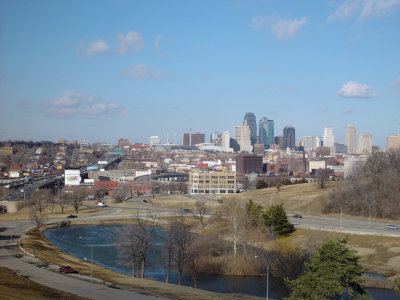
[259,117,274,148]
[283,126,295,149]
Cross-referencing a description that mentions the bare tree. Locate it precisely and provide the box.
[171,216,193,285]
[70,186,88,214]
[225,199,247,257]
[113,184,130,203]
[28,190,51,235]
[195,201,208,227]
[56,190,70,214]
[316,168,330,189]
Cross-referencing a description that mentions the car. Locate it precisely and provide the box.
[59,266,76,273]
[293,214,303,218]
[66,214,77,218]
[387,225,399,230]
[184,208,192,213]
[98,202,107,207]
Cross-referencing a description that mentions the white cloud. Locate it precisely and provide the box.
[252,15,308,40]
[343,107,355,113]
[116,31,145,54]
[154,35,166,56]
[120,64,164,80]
[42,91,127,118]
[328,0,400,22]
[338,81,378,98]
[270,17,308,40]
[78,39,110,56]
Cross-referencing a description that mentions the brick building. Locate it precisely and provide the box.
[236,155,263,174]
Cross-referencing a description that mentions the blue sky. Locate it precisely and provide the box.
[0,0,399,148]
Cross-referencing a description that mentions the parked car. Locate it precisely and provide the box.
[293,214,303,218]
[59,266,76,273]
[98,202,107,207]
[66,214,77,218]
[387,225,399,230]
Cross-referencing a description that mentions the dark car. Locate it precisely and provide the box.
[184,208,193,213]
[59,266,76,273]
[67,214,77,218]
[293,214,303,218]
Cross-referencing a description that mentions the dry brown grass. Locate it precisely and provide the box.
[0,266,88,300]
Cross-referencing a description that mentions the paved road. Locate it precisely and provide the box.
[0,219,165,300]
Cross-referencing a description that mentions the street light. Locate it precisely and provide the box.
[368,200,376,227]
[340,202,349,230]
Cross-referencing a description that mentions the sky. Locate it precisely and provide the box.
[0,0,399,148]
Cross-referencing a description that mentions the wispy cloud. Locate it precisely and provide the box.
[76,39,110,56]
[274,85,298,92]
[343,107,355,113]
[327,0,400,22]
[120,64,164,80]
[154,35,166,56]
[252,15,308,40]
[42,91,127,118]
[391,76,400,97]
[338,81,378,98]
[116,31,145,54]
[258,82,269,91]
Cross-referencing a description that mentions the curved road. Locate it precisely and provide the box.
[0,218,165,300]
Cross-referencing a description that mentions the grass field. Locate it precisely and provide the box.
[0,266,87,300]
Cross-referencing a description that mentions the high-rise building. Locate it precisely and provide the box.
[222,131,233,152]
[243,112,257,145]
[304,136,317,151]
[358,134,372,154]
[283,126,295,150]
[240,120,252,153]
[234,126,242,140]
[346,124,357,154]
[259,117,274,148]
[274,135,284,150]
[323,126,335,149]
[149,136,161,146]
[183,131,205,146]
[236,155,263,174]
[387,134,400,151]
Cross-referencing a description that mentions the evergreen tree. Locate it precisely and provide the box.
[263,203,294,236]
[286,238,371,300]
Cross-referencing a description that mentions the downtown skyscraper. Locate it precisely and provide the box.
[283,126,295,149]
[346,124,357,154]
[259,117,274,149]
[243,112,257,145]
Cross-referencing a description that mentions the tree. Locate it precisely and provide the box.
[70,186,88,214]
[28,190,51,235]
[171,216,193,285]
[316,168,330,189]
[195,201,208,227]
[394,277,400,296]
[286,238,370,300]
[256,179,268,189]
[263,203,294,236]
[113,184,129,203]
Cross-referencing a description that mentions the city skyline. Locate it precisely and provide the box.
[0,1,399,147]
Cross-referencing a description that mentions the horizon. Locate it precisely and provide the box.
[1,1,399,148]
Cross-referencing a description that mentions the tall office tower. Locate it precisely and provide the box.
[274,135,284,149]
[283,126,296,149]
[358,134,372,154]
[234,126,242,140]
[346,124,357,154]
[222,131,232,152]
[149,136,161,146]
[323,126,335,149]
[304,136,317,151]
[240,120,252,153]
[259,117,274,148]
[243,112,257,145]
[183,132,205,146]
[387,134,400,151]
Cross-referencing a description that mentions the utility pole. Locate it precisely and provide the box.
[266,264,269,300]
[91,244,93,280]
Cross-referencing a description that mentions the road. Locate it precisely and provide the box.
[0,218,165,300]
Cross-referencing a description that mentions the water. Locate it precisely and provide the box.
[44,225,400,300]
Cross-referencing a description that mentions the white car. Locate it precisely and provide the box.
[98,202,107,207]
[387,225,399,230]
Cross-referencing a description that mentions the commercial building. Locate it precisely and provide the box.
[346,124,357,154]
[149,136,161,146]
[323,126,335,150]
[243,112,257,145]
[188,171,236,194]
[240,120,252,153]
[183,131,205,146]
[236,155,263,174]
[283,126,295,150]
[387,134,400,151]
[222,131,233,153]
[259,117,274,148]
[358,134,372,154]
